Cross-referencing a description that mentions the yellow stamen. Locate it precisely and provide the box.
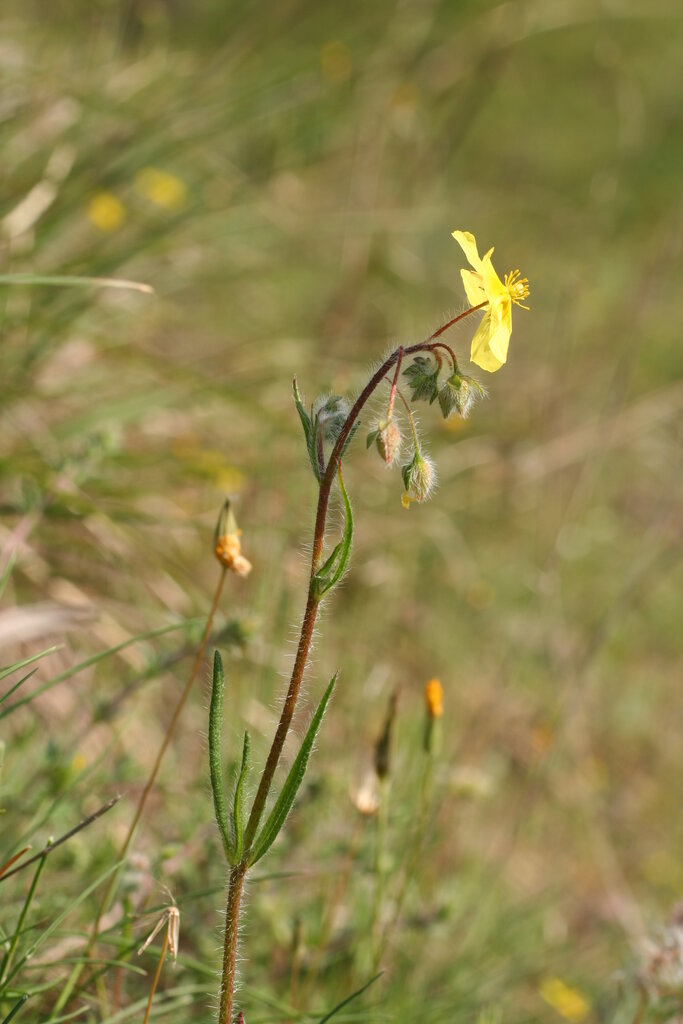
[504,268,530,308]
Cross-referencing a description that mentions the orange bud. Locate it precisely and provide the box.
[424,678,443,719]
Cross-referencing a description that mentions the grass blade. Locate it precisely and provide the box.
[316,972,382,1023]
[0,622,193,720]
[0,274,153,294]
[2,995,29,1023]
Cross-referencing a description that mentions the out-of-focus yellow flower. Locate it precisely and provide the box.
[215,530,252,578]
[320,41,352,84]
[452,229,529,373]
[539,977,590,1022]
[424,678,443,718]
[88,192,126,232]
[135,167,187,210]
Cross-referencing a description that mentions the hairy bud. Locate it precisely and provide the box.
[375,418,402,466]
[314,394,350,444]
[400,450,436,508]
[438,372,486,419]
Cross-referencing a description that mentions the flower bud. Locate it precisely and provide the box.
[314,394,350,444]
[438,372,486,419]
[214,500,252,577]
[423,678,443,754]
[400,450,435,508]
[374,690,398,780]
[375,418,402,466]
[424,678,443,719]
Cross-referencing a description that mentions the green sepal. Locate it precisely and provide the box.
[293,378,321,482]
[231,731,251,863]
[401,451,419,491]
[247,674,337,866]
[366,429,379,449]
[311,466,353,600]
[403,355,440,404]
[209,651,234,864]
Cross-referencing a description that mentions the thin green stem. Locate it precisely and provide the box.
[0,848,49,985]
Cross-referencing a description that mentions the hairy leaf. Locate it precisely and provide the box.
[248,674,337,866]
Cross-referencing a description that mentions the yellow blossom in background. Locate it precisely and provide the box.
[320,41,352,84]
[539,977,590,1022]
[135,167,187,210]
[452,229,529,373]
[424,678,443,718]
[88,192,126,232]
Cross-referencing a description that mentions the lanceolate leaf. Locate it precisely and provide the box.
[248,674,337,866]
[231,732,251,864]
[209,651,233,864]
[312,466,354,600]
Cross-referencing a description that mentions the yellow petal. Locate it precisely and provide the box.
[452,230,483,271]
[486,312,511,366]
[460,268,486,306]
[469,311,506,372]
[480,252,508,302]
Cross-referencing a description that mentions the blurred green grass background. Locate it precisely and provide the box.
[1,0,682,1021]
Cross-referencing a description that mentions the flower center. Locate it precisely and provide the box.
[504,269,530,308]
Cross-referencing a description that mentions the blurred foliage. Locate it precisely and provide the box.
[1,0,682,1020]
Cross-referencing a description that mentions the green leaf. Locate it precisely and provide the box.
[311,467,354,600]
[231,732,251,863]
[293,378,321,482]
[403,355,440,404]
[248,673,337,866]
[209,651,234,864]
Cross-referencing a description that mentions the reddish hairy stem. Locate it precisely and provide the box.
[218,863,247,1024]
[386,346,404,420]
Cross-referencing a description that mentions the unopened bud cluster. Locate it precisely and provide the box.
[364,347,487,508]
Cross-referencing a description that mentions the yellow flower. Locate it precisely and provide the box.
[135,168,187,210]
[424,678,443,718]
[452,229,529,373]
[539,978,590,1023]
[88,192,126,232]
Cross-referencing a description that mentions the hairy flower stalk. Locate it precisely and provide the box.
[216,303,490,1022]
